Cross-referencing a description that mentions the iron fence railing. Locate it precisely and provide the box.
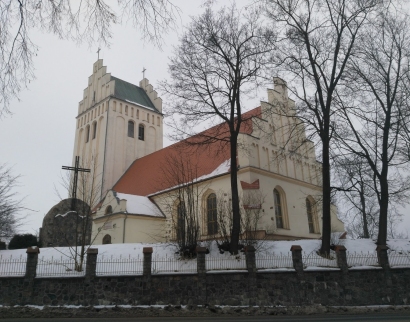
[388,251,410,267]
[152,255,197,274]
[206,255,247,271]
[256,253,294,270]
[346,252,379,267]
[36,257,87,277]
[0,255,26,277]
[96,256,143,276]
[303,251,338,268]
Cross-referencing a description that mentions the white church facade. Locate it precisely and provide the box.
[73,60,344,245]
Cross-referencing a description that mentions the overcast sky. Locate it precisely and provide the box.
[1,0,409,238]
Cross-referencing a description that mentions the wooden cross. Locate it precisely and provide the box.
[97,48,101,60]
[142,67,146,79]
[62,156,90,202]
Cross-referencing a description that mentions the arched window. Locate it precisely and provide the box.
[105,205,113,215]
[207,193,218,235]
[177,202,185,241]
[85,125,90,143]
[306,197,318,233]
[125,105,128,115]
[128,120,135,138]
[273,189,283,228]
[138,124,145,141]
[147,113,150,122]
[152,115,154,124]
[102,234,112,244]
[137,109,139,119]
[273,187,289,229]
[92,121,97,139]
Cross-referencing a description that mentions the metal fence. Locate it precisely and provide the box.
[388,252,410,267]
[206,255,247,271]
[96,256,143,276]
[0,255,26,277]
[36,257,87,277]
[303,251,338,268]
[256,253,294,270]
[346,252,379,267]
[152,255,197,274]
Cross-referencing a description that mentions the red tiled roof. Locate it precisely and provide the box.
[112,107,262,196]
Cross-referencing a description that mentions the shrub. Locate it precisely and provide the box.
[8,234,38,249]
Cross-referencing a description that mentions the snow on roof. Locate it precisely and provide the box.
[116,193,163,217]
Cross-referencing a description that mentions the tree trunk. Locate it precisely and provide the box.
[320,129,331,255]
[377,176,389,246]
[230,134,240,254]
[359,185,370,239]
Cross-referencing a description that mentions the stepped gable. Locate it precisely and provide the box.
[112,107,262,196]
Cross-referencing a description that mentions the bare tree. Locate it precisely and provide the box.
[0,163,24,239]
[161,4,276,254]
[265,0,383,254]
[333,155,404,239]
[0,0,179,116]
[335,10,410,246]
[159,151,207,257]
[216,190,267,252]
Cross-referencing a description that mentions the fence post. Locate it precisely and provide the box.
[245,245,256,274]
[143,247,153,277]
[142,247,153,305]
[25,246,40,279]
[290,245,304,274]
[85,248,98,279]
[196,246,207,275]
[335,245,348,273]
[376,245,390,270]
[196,246,207,305]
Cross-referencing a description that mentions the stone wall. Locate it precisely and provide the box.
[1,246,409,307]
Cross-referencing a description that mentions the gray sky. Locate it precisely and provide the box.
[1,0,409,238]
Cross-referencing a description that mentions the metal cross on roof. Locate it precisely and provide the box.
[142,67,146,79]
[97,48,101,59]
[62,156,90,203]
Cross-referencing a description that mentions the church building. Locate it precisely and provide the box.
[73,60,344,245]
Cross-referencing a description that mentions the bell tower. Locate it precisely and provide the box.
[72,59,164,200]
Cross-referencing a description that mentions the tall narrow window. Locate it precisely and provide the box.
[147,113,150,122]
[138,124,145,140]
[274,189,283,228]
[137,109,139,119]
[125,105,128,115]
[92,122,97,139]
[85,125,90,143]
[152,115,154,124]
[128,120,135,138]
[177,202,185,241]
[306,198,315,233]
[207,193,218,235]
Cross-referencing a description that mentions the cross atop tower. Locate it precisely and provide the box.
[142,67,146,79]
[97,48,101,60]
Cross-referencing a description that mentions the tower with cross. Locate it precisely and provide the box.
[71,59,164,201]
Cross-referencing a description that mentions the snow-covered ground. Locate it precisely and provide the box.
[1,238,410,277]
